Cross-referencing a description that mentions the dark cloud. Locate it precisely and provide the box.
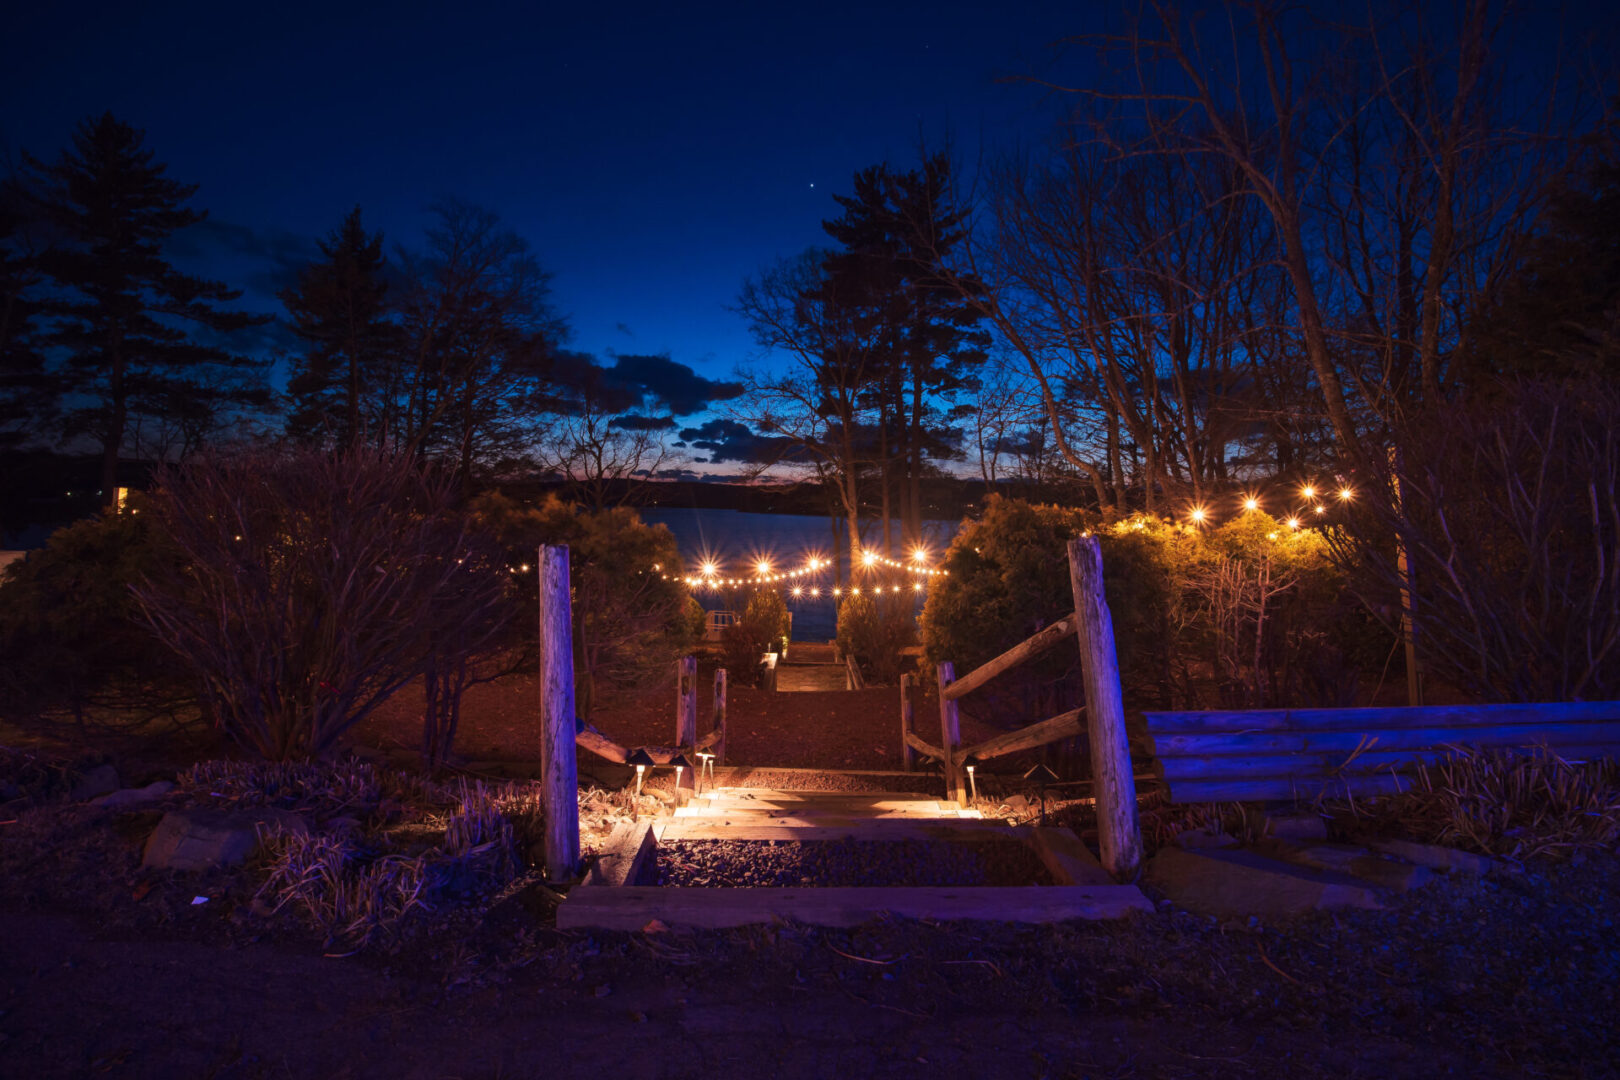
[677,418,801,464]
[547,351,745,419]
[608,353,745,415]
[610,413,677,431]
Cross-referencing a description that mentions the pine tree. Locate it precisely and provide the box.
[280,206,395,445]
[23,114,268,507]
[820,156,988,549]
[0,191,51,453]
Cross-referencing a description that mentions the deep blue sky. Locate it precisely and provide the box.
[2,0,1086,420]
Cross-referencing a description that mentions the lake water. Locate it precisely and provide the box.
[638,508,960,641]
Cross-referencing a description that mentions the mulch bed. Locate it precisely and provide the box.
[656,837,1055,887]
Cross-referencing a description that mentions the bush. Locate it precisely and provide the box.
[135,447,513,761]
[920,495,1370,724]
[470,492,694,716]
[0,500,195,732]
[836,592,916,684]
[722,589,790,682]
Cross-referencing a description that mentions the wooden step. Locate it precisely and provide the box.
[703,788,939,803]
[672,807,962,821]
[688,797,948,814]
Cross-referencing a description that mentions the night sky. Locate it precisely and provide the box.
[2,0,1088,431]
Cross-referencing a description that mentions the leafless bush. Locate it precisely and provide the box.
[134,446,513,761]
[1326,378,1620,702]
[257,830,436,948]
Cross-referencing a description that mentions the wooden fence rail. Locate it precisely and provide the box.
[907,537,1141,879]
[1144,701,1620,803]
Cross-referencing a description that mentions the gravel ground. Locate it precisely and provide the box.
[657,837,1055,887]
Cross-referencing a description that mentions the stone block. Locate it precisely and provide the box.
[1173,827,1239,850]
[90,780,175,810]
[1145,846,1383,917]
[1373,839,1497,877]
[142,808,308,872]
[69,764,120,801]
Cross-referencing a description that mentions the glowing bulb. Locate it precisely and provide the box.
[756,560,771,575]
[861,550,877,567]
[792,586,803,597]
[1338,487,1354,501]
[1301,485,1316,499]
[1287,517,1300,530]
[911,546,928,564]
[810,588,820,597]
[701,561,717,576]
[1243,497,1259,512]
[852,586,861,595]
[1189,507,1207,524]
[1314,505,1326,515]
[913,582,922,592]
[833,587,842,597]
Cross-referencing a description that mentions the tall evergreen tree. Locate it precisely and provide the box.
[280,206,395,445]
[0,190,51,453]
[820,155,988,549]
[22,113,267,507]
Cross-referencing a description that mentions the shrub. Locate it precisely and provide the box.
[470,492,694,716]
[0,502,195,733]
[722,589,790,681]
[134,447,513,761]
[836,592,916,684]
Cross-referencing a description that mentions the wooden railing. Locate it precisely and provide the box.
[901,538,1143,878]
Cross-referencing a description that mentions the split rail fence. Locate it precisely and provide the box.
[901,537,1143,878]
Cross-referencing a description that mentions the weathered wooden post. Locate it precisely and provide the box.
[538,544,580,880]
[899,673,917,772]
[711,667,728,765]
[937,662,963,804]
[676,655,697,748]
[1067,536,1142,880]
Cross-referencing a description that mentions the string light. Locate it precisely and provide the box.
[1189,506,1207,524]
[1286,517,1301,530]
[1243,497,1259,512]
[1338,486,1354,501]
[1301,484,1316,500]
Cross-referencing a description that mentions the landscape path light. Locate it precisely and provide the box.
[1023,762,1060,825]
[667,752,692,800]
[695,751,716,791]
[964,756,980,803]
[626,748,655,799]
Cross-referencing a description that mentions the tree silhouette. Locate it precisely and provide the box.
[280,206,396,446]
[21,114,267,506]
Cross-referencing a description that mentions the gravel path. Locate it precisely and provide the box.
[657,837,1054,887]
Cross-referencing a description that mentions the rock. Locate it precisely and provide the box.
[1173,827,1239,850]
[1264,839,1434,892]
[1144,846,1384,917]
[69,764,120,801]
[90,780,175,810]
[1265,813,1327,841]
[1003,794,1031,813]
[142,809,309,872]
[1373,839,1498,877]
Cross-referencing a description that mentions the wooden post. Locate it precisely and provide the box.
[937,662,963,804]
[712,667,728,765]
[538,544,580,881]
[899,673,917,772]
[1067,537,1142,881]
[676,655,697,748]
